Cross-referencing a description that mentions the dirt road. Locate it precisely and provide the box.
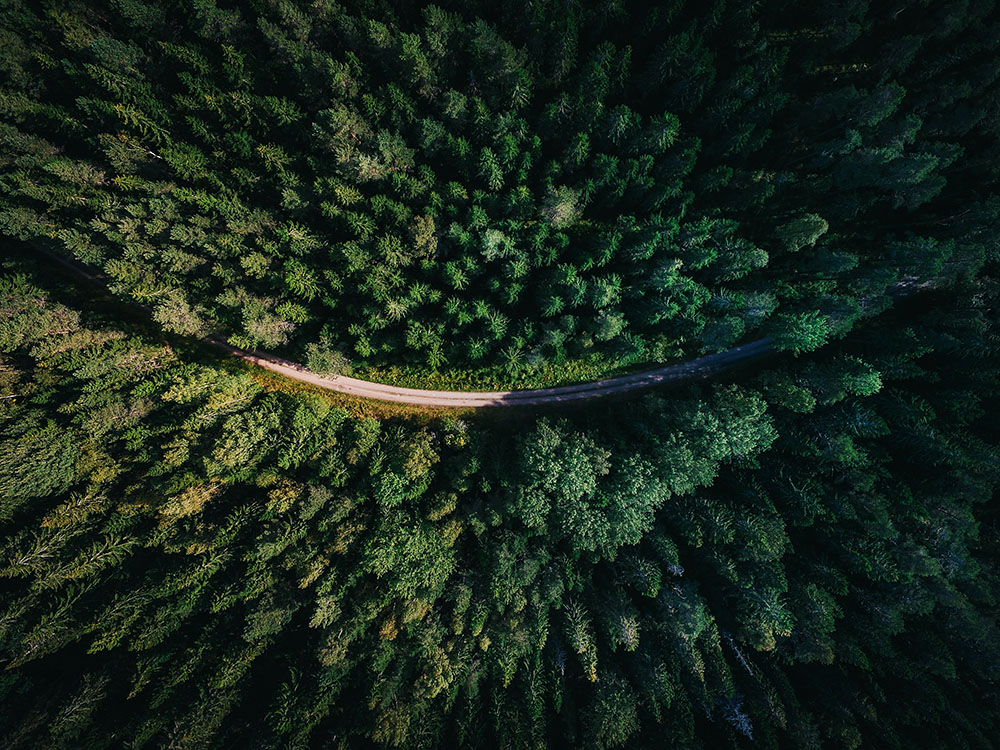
[33,244,920,408]
[202,334,775,407]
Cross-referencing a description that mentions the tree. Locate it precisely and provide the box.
[770,311,830,354]
[541,185,581,229]
[776,213,829,253]
[0,420,79,517]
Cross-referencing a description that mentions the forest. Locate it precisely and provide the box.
[0,0,998,747]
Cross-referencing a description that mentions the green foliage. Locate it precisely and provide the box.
[776,213,829,253]
[3,0,992,386]
[1,0,1000,748]
[1,226,999,746]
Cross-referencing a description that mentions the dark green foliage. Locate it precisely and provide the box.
[0,233,998,747]
[1,0,999,748]
[1,0,996,382]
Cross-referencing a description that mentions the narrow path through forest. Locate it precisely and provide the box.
[29,245,917,407]
[203,334,776,406]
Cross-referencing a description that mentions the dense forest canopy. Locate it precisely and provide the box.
[0,0,999,748]
[1,0,996,384]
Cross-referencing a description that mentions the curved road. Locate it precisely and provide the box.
[31,244,919,408]
[202,333,775,407]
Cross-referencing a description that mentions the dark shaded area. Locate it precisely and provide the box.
[0,1,998,749]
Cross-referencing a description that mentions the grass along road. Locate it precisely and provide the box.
[31,243,929,408]
[202,334,775,407]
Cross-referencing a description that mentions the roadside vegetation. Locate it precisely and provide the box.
[0,1,998,748]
